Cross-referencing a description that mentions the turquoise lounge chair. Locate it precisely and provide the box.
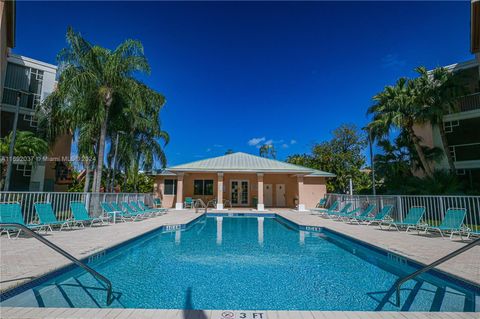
[110,202,143,221]
[310,200,339,215]
[315,198,327,208]
[387,206,426,232]
[70,201,110,227]
[424,208,467,240]
[0,202,44,238]
[184,197,194,209]
[336,204,376,222]
[349,204,379,224]
[101,202,133,222]
[153,198,162,208]
[358,205,393,227]
[130,201,157,217]
[139,201,166,215]
[326,203,352,218]
[34,202,71,231]
[121,201,148,219]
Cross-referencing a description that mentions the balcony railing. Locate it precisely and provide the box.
[449,142,480,162]
[455,92,480,113]
[0,192,155,225]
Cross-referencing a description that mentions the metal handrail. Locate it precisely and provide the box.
[194,199,208,214]
[394,237,480,307]
[0,223,113,305]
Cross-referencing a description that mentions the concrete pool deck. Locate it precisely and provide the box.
[1,208,479,318]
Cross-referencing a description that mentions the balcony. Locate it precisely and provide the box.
[450,142,480,162]
[456,92,480,113]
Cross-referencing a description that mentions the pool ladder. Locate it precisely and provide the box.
[394,237,480,307]
[194,199,208,214]
[0,223,114,306]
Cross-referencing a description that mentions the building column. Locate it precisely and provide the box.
[297,175,307,211]
[257,173,264,211]
[217,172,224,210]
[175,173,184,210]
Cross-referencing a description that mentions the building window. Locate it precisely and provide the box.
[164,179,177,195]
[2,63,44,109]
[194,179,214,195]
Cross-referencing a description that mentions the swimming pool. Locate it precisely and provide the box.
[1,216,479,311]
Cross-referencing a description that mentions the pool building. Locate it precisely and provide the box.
[154,152,335,211]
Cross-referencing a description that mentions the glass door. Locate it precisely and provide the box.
[230,180,249,206]
[231,181,239,205]
[240,181,249,205]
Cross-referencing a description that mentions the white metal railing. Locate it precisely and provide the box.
[0,192,155,225]
[456,92,480,113]
[449,142,480,162]
[326,194,480,228]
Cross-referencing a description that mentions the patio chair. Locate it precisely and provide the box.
[184,197,194,209]
[121,201,149,219]
[424,208,467,240]
[315,198,327,208]
[387,206,426,232]
[334,204,376,222]
[357,205,394,227]
[101,202,133,222]
[130,201,157,217]
[310,200,339,215]
[139,201,167,215]
[70,201,110,227]
[349,204,379,224]
[153,198,162,208]
[34,202,71,231]
[326,202,352,218]
[110,202,143,221]
[0,202,44,238]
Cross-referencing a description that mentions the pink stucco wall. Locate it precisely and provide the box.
[154,172,327,209]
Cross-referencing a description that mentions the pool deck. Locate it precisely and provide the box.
[0,308,477,319]
[1,208,479,318]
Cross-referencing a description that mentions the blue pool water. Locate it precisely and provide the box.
[1,216,479,311]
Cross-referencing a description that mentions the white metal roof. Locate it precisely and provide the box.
[161,152,335,177]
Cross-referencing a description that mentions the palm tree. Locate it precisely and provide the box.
[50,27,165,193]
[0,131,49,190]
[414,66,465,172]
[259,144,277,159]
[368,77,434,177]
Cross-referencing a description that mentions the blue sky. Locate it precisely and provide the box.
[14,1,472,167]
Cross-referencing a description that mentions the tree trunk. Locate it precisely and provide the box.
[408,127,433,177]
[83,163,91,193]
[438,123,456,172]
[92,167,97,193]
[93,117,108,193]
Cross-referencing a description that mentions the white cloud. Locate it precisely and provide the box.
[265,139,273,145]
[282,143,289,149]
[248,137,266,146]
[213,144,223,148]
[206,148,212,152]
[290,139,297,144]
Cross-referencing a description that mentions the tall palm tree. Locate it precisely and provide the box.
[0,131,49,190]
[368,77,434,177]
[50,27,165,192]
[414,66,465,172]
[259,144,277,159]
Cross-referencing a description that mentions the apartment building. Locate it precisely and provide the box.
[415,60,480,187]
[1,54,73,191]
